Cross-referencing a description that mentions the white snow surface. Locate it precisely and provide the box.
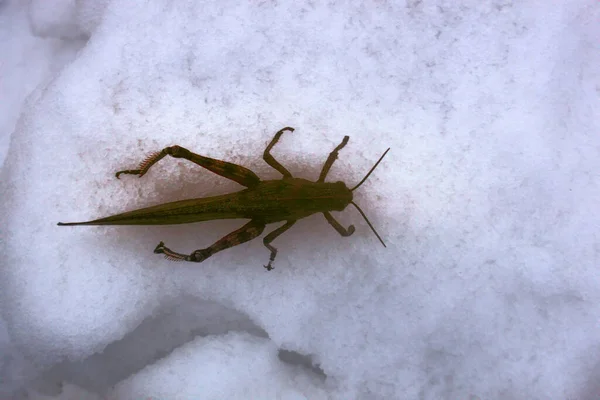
[1,0,599,399]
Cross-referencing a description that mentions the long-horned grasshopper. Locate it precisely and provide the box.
[58,127,389,270]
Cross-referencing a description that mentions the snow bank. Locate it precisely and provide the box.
[1,0,599,399]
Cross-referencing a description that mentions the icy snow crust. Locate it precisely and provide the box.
[1,0,599,399]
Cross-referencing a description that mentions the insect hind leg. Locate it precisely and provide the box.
[116,145,261,188]
[154,220,265,263]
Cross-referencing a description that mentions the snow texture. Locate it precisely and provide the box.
[1,0,599,399]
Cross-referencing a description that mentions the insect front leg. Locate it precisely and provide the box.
[323,212,355,237]
[116,145,261,188]
[263,127,295,178]
[154,220,266,262]
[262,220,296,271]
[318,136,349,182]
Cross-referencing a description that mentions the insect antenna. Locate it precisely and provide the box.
[350,148,390,191]
[348,147,389,247]
[350,201,386,247]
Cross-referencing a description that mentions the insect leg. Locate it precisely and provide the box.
[263,127,294,178]
[323,212,355,236]
[317,136,349,182]
[262,220,296,271]
[116,146,261,188]
[153,220,266,262]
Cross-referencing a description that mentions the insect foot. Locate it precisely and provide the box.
[153,242,214,263]
[153,241,185,261]
[264,261,275,271]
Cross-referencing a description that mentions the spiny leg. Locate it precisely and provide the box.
[263,127,294,178]
[318,136,349,182]
[116,145,261,188]
[262,220,296,271]
[323,212,355,237]
[154,219,266,262]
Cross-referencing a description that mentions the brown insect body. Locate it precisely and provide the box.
[59,179,352,225]
[58,127,388,270]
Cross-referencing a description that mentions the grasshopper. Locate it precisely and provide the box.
[58,127,389,270]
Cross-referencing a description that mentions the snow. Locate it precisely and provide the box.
[1,0,599,399]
